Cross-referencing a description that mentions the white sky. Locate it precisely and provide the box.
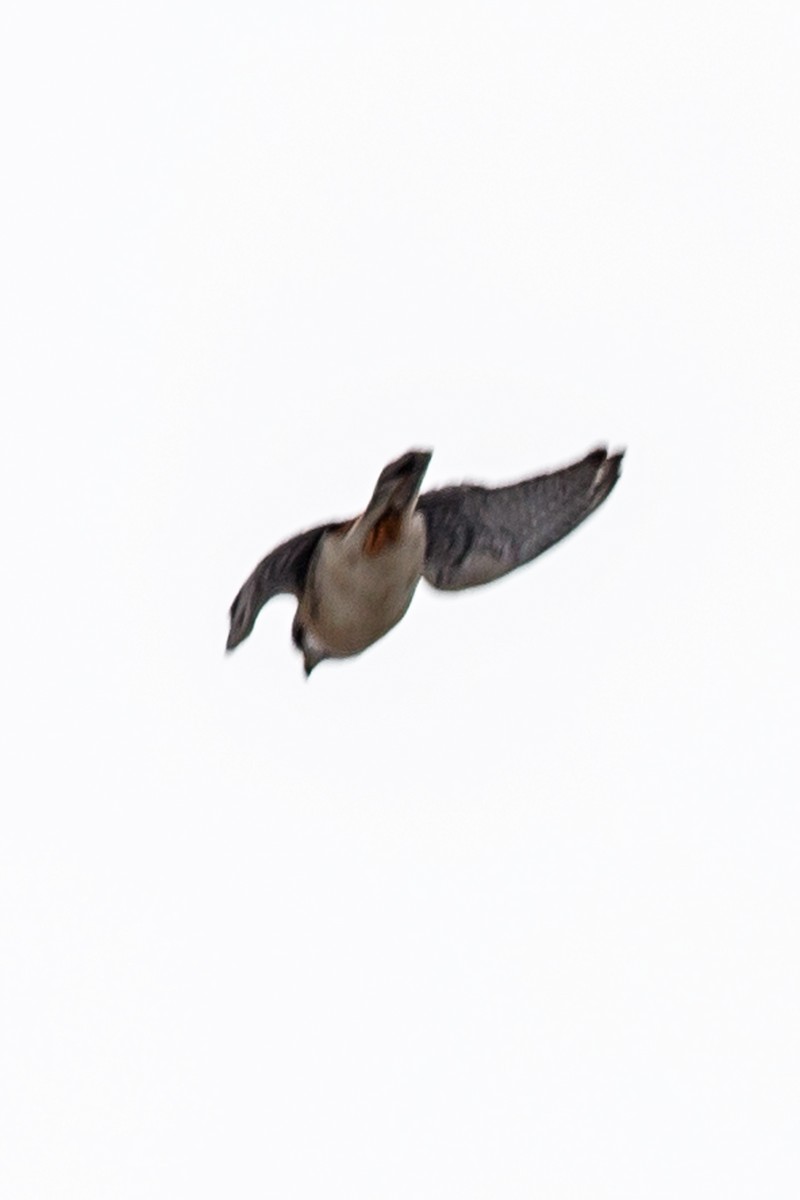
[3,1,799,1196]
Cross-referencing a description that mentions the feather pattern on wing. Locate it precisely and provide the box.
[226,522,342,651]
[417,447,623,591]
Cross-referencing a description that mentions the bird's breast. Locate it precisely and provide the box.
[303,514,425,656]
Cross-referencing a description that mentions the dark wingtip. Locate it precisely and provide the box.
[584,446,609,469]
[605,447,625,482]
[591,447,625,507]
[585,444,623,462]
[225,592,250,653]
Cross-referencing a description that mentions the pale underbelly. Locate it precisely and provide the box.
[303,512,426,657]
[314,575,421,655]
[308,531,425,656]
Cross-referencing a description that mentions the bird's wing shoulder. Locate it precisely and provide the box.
[226,521,344,651]
[417,447,623,591]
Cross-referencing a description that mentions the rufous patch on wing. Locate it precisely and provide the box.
[364,510,403,556]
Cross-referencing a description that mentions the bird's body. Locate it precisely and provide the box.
[226,446,623,675]
[296,509,427,667]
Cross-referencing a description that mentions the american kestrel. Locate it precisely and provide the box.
[226,446,623,675]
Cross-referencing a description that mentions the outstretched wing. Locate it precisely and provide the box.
[417,447,623,591]
[226,523,341,651]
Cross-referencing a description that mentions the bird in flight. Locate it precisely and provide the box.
[226,445,623,675]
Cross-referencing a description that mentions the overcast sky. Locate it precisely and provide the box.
[3,2,799,1197]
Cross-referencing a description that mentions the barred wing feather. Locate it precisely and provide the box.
[417,447,623,591]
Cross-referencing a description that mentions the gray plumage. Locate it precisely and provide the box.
[226,446,623,674]
[226,522,343,653]
[417,447,623,590]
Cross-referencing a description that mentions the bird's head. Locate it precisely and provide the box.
[364,448,432,523]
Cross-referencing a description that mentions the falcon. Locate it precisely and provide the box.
[226,446,623,675]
